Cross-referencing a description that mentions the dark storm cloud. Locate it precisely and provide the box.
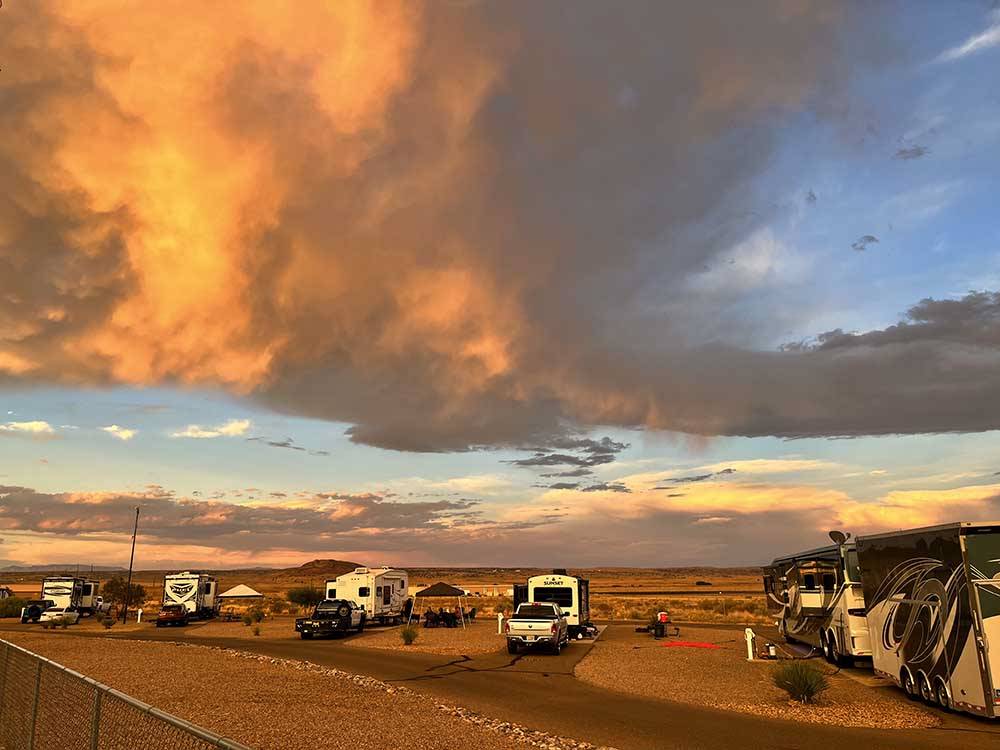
[247,436,329,456]
[851,235,879,251]
[656,467,736,487]
[581,482,631,493]
[507,434,630,470]
[540,468,594,478]
[894,145,929,160]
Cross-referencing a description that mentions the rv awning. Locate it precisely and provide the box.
[219,584,264,599]
[415,582,466,598]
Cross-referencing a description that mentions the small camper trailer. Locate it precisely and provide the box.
[325,567,409,624]
[162,572,220,619]
[40,577,87,611]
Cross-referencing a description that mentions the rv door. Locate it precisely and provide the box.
[965,531,1000,706]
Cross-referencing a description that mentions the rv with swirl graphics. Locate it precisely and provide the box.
[856,523,1000,717]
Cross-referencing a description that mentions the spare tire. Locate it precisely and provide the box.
[337,604,351,618]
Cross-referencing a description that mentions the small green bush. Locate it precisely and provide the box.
[241,613,253,626]
[251,625,261,637]
[400,624,419,645]
[250,607,265,624]
[772,661,829,703]
[0,597,28,619]
[102,617,115,630]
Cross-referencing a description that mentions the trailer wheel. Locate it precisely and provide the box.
[934,679,951,711]
[918,672,934,703]
[821,631,834,663]
[901,668,919,700]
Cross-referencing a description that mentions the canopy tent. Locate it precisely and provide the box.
[408,582,469,628]
[218,584,264,600]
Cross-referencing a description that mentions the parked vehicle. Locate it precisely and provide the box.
[514,569,594,639]
[20,599,56,623]
[762,534,871,665]
[79,580,111,616]
[0,586,13,599]
[295,599,366,639]
[156,604,190,627]
[40,577,87,611]
[505,602,569,654]
[325,567,408,625]
[857,522,1000,718]
[162,572,220,619]
[39,607,81,625]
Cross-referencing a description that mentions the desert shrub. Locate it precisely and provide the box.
[400,624,420,645]
[251,625,261,637]
[268,598,287,615]
[102,577,147,610]
[241,613,253,626]
[772,661,829,703]
[287,587,324,610]
[0,597,27,619]
[102,617,115,630]
[41,621,51,630]
[251,607,265,623]
[60,617,69,629]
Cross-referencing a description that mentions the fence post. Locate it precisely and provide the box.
[0,643,9,726]
[28,660,42,750]
[90,690,102,750]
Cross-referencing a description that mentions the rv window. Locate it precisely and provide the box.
[533,587,574,608]
[376,586,383,597]
[802,574,816,590]
[327,589,336,599]
[83,584,93,596]
[359,587,370,597]
[822,574,836,591]
[845,549,861,583]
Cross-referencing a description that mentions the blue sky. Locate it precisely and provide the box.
[2,3,1000,568]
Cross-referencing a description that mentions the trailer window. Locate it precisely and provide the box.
[327,589,336,599]
[845,549,861,583]
[822,573,836,591]
[802,574,816,590]
[533,587,574,608]
[358,587,370,597]
[376,586,382,598]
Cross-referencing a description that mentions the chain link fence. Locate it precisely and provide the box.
[0,638,251,750]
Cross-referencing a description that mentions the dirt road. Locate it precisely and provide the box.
[3,622,999,750]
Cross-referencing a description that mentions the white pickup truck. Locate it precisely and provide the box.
[504,602,570,655]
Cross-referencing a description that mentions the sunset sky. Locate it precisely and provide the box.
[2,2,1000,569]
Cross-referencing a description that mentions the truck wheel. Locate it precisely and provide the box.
[337,604,351,618]
[507,641,519,655]
[301,632,313,640]
[551,639,562,655]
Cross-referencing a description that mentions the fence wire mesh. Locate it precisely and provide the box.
[0,639,250,750]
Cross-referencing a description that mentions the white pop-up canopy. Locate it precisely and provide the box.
[218,584,263,600]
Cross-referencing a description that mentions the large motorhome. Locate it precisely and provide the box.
[325,567,409,624]
[162,572,220,619]
[514,569,592,639]
[856,522,1000,717]
[763,540,871,665]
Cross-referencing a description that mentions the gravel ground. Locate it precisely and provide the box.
[3,633,615,750]
[574,627,940,730]
[344,620,506,655]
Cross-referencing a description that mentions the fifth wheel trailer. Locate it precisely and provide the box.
[325,567,409,624]
[162,572,220,619]
[856,522,1000,717]
[514,570,593,639]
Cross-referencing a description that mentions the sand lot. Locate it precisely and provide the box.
[2,632,606,750]
[345,620,505,655]
[574,626,940,730]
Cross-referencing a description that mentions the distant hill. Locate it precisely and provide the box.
[273,559,361,581]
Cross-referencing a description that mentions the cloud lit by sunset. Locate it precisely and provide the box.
[2,2,1000,569]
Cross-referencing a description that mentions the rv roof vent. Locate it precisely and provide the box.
[354,567,369,573]
[552,568,567,575]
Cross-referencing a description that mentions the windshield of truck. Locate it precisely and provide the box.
[517,605,559,619]
[532,587,573,608]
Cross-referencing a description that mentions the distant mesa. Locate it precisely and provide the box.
[274,559,362,580]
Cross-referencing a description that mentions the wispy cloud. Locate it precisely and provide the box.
[102,425,137,441]
[0,421,56,439]
[939,11,1000,62]
[171,419,251,439]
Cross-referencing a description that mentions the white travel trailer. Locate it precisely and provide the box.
[762,533,871,665]
[79,580,109,616]
[325,567,409,624]
[40,577,86,611]
[162,572,220,619]
[856,522,1000,717]
[515,569,593,639]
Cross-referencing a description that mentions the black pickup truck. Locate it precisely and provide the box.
[295,599,366,639]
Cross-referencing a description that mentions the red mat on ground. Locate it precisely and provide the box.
[660,641,721,649]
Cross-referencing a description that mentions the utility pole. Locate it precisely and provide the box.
[122,506,140,623]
